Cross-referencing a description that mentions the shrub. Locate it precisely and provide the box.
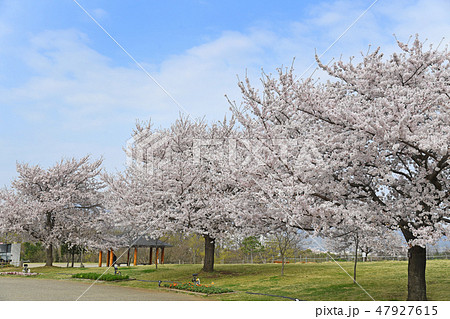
[71,272,129,281]
[162,282,233,294]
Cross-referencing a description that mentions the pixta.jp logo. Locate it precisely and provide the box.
[125,129,170,175]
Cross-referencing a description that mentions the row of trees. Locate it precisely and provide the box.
[0,37,448,300]
[5,233,444,268]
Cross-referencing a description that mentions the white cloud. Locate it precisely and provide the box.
[306,0,450,56]
[1,27,306,132]
[0,0,449,186]
[379,0,450,45]
[92,8,108,21]
[1,29,171,128]
[4,0,448,133]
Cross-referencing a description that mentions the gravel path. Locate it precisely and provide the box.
[0,277,206,301]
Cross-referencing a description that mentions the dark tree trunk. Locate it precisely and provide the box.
[401,227,427,301]
[353,234,359,283]
[407,245,427,301]
[203,235,215,272]
[45,244,53,266]
[45,212,54,267]
[66,251,70,268]
[71,250,75,267]
[80,249,84,267]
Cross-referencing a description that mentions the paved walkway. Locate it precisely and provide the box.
[0,277,205,301]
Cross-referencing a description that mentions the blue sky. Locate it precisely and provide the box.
[0,0,449,186]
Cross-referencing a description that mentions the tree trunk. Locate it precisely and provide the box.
[80,249,84,267]
[407,245,427,301]
[203,235,215,272]
[45,211,54,266]
[353,234,359,283]
[281,255,285,276]
[401,227,427,301]
[45,244,53,266]
[71,250,75,267]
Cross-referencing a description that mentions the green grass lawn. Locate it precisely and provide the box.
[3,260,449,301]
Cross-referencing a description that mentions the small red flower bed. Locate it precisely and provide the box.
[0,271,38,276]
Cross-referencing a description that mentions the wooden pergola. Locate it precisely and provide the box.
[98,238,172,267]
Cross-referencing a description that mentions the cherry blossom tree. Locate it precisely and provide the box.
[1,156,104,266]
[232,36,449,300]
[105,116,241,272]
[0,189,21,235]
[101,156,169,252]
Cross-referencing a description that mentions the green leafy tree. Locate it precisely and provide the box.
[22,242,46,262]
[241,236,264,263]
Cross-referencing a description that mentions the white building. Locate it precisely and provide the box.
[0,243,21,267]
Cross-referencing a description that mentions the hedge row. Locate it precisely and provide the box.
[72,272,129,281]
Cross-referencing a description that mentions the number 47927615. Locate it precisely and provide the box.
[376,305,438,316]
